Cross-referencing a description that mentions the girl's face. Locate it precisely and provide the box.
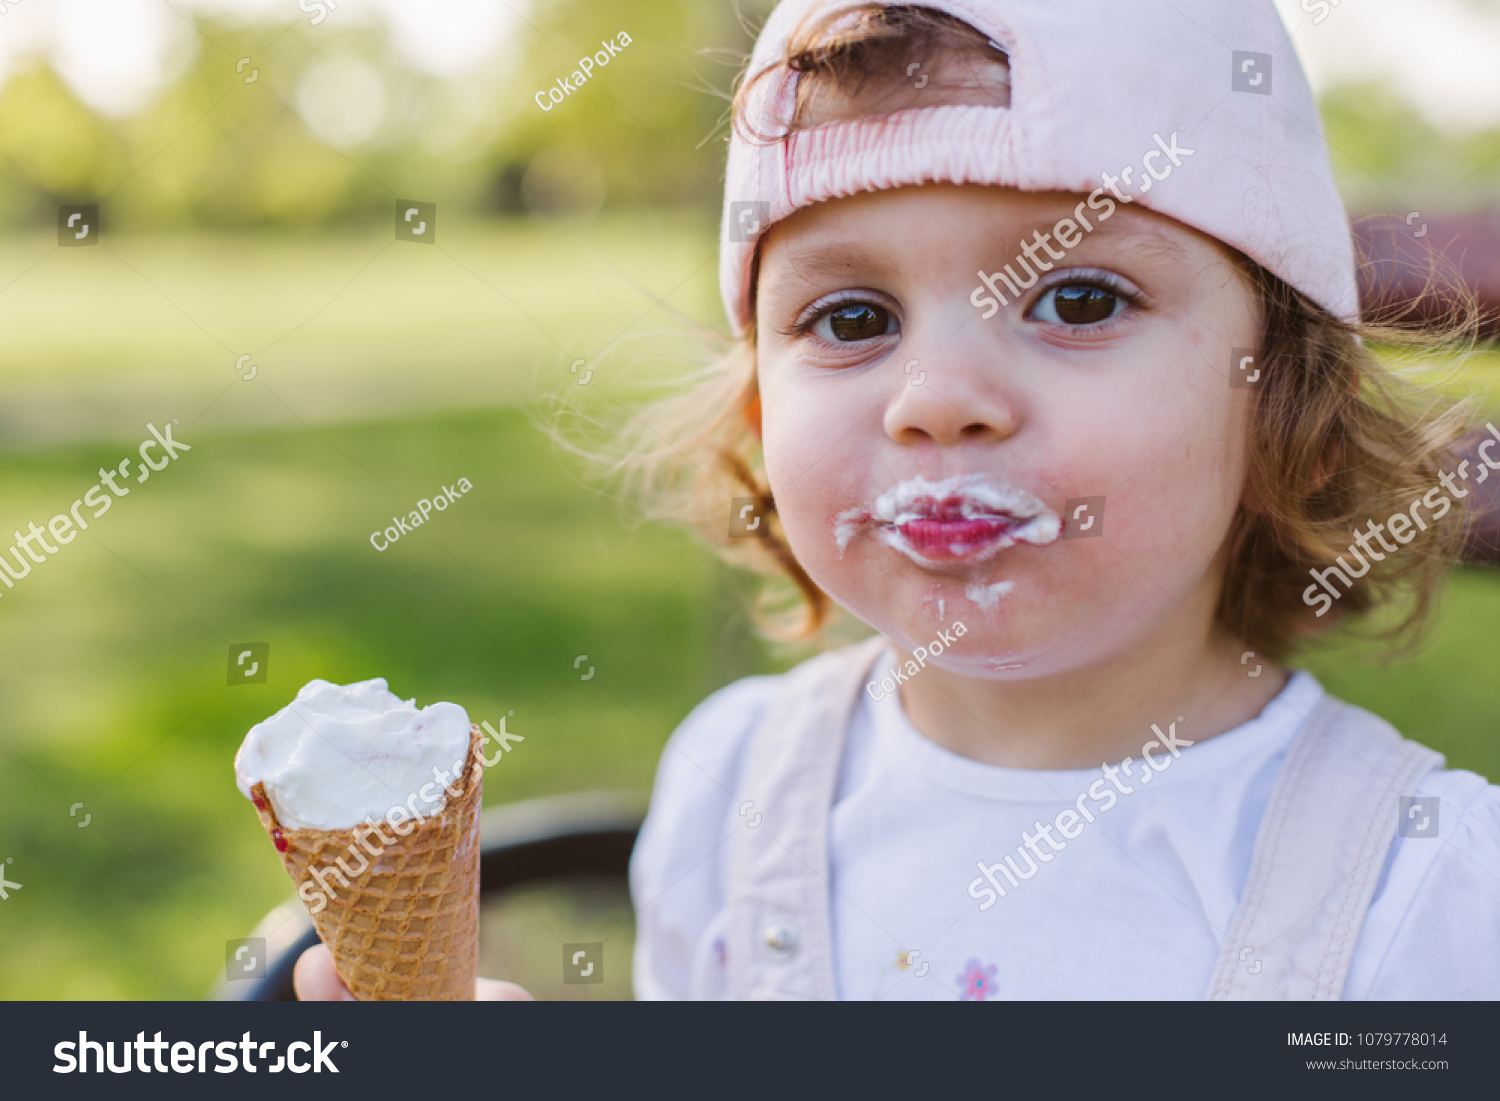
[754,184,1259,678]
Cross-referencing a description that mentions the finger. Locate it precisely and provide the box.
[476,977,534,1001]
[293,944,356,1001]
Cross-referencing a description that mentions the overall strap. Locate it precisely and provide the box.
[726,636,887,1000]
[1207,695,1443,1000]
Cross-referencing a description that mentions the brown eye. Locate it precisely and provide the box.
[818,302,895,342]
[1051,285,1118,324]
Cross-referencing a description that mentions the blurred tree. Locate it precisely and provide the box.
[0,0,774,230]
[1321,81,1500,215]
[0,65,127,224]
[485,0,758,213]
[4,3,1498,231]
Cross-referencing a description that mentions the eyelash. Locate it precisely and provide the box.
[783,292,900,342]
[1025,269,1144,326]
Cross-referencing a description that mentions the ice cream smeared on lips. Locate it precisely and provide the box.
[234,678,472,831]
[834,474,1061,566]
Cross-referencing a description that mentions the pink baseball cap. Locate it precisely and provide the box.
[720,0,1358,336]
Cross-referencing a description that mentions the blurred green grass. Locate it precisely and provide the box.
[0,0,1494,1005]
[0,224,1496,1000]
[0,216,724,455]
[0,216,721,386]
[1299,568,1500,781]
[0,406,766,999]
[1,403,1496,999]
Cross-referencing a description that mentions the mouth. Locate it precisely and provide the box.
[835,474,1061,567]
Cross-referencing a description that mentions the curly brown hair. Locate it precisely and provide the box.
[592,2,1477,659]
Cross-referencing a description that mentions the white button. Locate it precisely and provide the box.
[763,916,799,960]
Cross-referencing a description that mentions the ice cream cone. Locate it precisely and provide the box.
[248,725,484,1000]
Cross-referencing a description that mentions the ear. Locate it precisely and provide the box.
[743,390,763,441]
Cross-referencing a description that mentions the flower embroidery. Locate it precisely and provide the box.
[957,958,998,1000]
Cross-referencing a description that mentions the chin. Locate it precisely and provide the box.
[832,569,1139,681]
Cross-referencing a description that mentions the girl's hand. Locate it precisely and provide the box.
[293,943,534,1001]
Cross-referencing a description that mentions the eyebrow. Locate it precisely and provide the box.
[771,242,891,286]
[1062,216,1192,262]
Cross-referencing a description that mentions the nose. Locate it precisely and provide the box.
[882,341,1019,448]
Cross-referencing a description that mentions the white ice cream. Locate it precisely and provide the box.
[872,475,1057,536]
[234,678,472,831]
[965,579,1014,610]
[835,475,1062,562]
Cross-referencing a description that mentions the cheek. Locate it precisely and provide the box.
[1118,428,1242,562]
[760,376,860,524]
[1061,358,1248,582]
[759,384,896,615]
[759,383,815,480]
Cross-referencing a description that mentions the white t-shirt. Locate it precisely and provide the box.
[630,657,1500,999]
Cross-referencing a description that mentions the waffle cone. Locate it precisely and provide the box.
[249,725,484,1000]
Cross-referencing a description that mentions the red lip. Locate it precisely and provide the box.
[897,516,1017,559]
[837,478,1062,566]
[893,495,1026,560]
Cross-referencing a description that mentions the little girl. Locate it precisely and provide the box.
[625,0,1500,1000]
[294,0,1500,1002]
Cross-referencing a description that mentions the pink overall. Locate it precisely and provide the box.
[724,638,1443,1000]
